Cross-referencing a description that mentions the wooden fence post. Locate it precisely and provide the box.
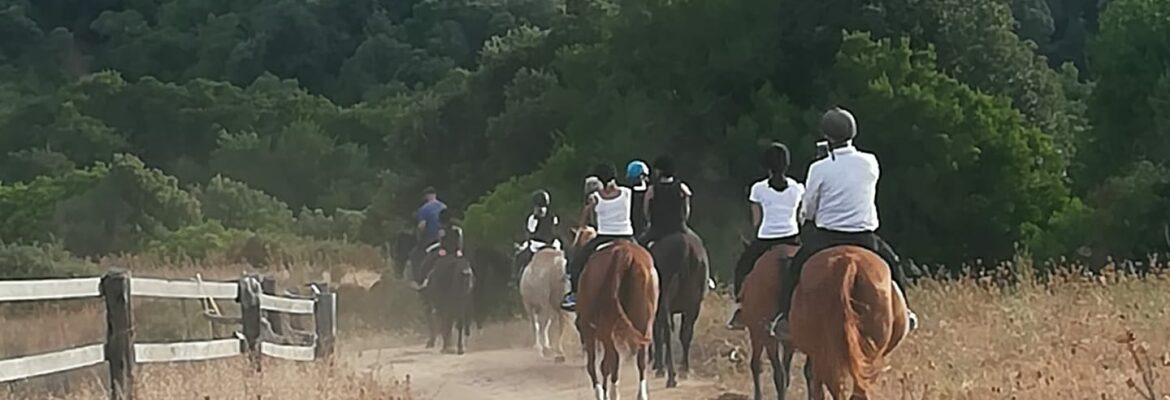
[100,269,134,400]
[237,275,262,369]
[312,283,336,359]
[260,277,285,336]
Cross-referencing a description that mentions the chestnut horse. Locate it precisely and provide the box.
[572,227,660,400]
[740,244,806,400]
[790,246,909,399]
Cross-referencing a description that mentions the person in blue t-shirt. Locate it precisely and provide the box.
[417,187,447,247]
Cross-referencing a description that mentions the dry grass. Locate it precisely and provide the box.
[685,270,1170,399]
[0,359,412,400]
[8,258,1170,399]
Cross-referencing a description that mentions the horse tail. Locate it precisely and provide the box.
[611,249,653,349]
[839,259,875,393]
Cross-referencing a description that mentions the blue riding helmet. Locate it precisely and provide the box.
[626,160,650,181]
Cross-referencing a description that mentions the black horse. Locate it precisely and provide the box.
[649,229,710,388]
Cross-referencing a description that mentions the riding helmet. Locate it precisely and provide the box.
[626,160,650,181]
[532,189,551,207]
[820,106,857,144]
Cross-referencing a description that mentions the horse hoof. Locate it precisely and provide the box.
[554,356,566,364]
[655,369,665,378]
[666,378,678,388]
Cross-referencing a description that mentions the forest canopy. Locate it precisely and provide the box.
[0,0,1163,278]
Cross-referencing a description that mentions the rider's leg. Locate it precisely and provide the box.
[563,236,606,308]
[733,239,770,299]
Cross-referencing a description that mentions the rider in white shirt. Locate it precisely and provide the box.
[771,107,917,336]
[726,143,804,330]
[563,163,635,311]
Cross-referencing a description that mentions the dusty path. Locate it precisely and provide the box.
[349,321,733,400]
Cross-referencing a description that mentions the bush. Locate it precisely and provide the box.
[193,175,294,232]
[294,207,365,242]
[145,221,250,261]
[0,242,99,279]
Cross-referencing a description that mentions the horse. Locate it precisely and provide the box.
[519,247,570,363]
[740,243,805,400]
[789,246,909,399]
[572,226,659,400]
[647,230,709,388]
[420,231,476,355]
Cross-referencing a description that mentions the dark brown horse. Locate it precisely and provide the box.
[421,249,475,355]
[740,244,806,400]
[572,227,659,400]
[647,230,709,388]
[790,246,909,399]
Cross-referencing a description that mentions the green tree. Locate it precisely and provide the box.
[193,174,294,232]
[1087,0,1170,181]
[827,33,1068,262]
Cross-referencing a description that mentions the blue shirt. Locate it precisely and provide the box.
[418,200,446,242]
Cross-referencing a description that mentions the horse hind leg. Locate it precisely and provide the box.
[530,308,545,355]
[679,311,697,380]
[637,345,650,400]
[551,310,567,363]
[769,341,792,400]
[585,336,604,400]
[602,341,620,400]
[749,341,764,400]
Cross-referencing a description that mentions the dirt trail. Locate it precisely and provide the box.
[348,321,734,400]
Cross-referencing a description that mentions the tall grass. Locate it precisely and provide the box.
[685,265,1170,398]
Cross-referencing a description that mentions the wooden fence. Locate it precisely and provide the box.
[0,268,337,400]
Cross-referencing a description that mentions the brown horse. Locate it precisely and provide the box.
[790,246,909,399]
[740,243,807,400]
[572,227,659,400]
[648,230,709,388]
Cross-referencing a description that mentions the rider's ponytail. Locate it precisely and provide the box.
[762,143,791,192]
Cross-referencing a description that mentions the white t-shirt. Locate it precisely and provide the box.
[594,187,635,236]
[749,177,804,239]
[802,144,880,232]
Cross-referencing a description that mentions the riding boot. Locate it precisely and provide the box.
[769,254,802,338]
[874,237,918,331]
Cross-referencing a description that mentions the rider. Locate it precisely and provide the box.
[416,208,462,290]
[514,189,561,276]
[626,160,651,237]
[638,155,692,248]
[726,143,804,330]
[770,107,917,336]
[562,163,636,311]
[416,186,448,252]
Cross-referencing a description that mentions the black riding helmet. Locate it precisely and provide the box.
[532,189,551,207]
[653,155,676,179]
[821,106,857,145]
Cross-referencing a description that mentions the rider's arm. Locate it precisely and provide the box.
[579,195,597,227]
[642,185,655,224]
[802,164,823,225]
[750,203,762,229]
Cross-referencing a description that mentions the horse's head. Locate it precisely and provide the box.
[570,226,597,249]
[566,226,597,262]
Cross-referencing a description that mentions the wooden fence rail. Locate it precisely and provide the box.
[0,269,338,400]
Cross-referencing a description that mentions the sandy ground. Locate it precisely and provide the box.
[347,321,735,400]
